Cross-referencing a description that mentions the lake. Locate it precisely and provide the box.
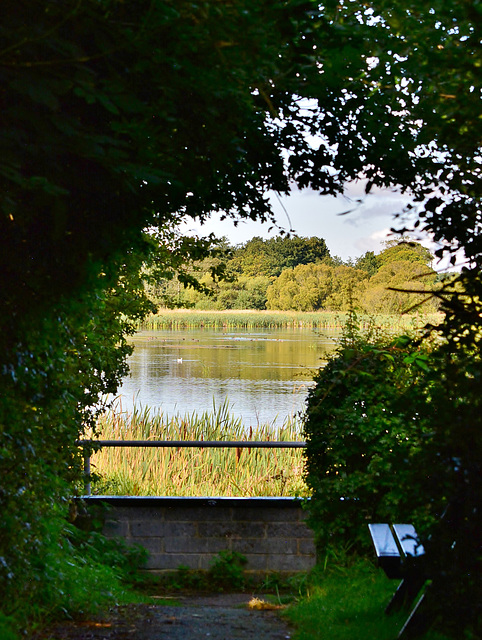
[114,327,338,426]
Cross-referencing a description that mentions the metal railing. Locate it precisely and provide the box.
[77,439,307,496]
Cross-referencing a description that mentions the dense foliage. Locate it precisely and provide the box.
[304,313,482,636]
[150,236,441,313]
[229,235,330,278]
[267,262,367,311]
[0,251,153,626]
[0,0,481,636]
[0,2,328,632]
[304,319,438,550]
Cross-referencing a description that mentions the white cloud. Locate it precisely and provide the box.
[354,228,393,254]
[178,183,451,264]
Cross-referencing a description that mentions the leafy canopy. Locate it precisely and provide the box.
[230,235,331,278]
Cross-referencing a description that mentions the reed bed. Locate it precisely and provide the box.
[89,400,308,498]
[138,309,443,332]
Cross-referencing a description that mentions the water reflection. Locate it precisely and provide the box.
[115,327,337,426]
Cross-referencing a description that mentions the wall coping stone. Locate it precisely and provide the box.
[81,496,308,508]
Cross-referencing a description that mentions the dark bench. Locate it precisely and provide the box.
[368,523,429,638]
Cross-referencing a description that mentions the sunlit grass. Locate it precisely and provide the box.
[89,399,307,497]
[285,553,450,640]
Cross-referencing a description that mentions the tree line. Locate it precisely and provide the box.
[146,235,442,314]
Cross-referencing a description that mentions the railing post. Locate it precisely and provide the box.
[84,451,91,497]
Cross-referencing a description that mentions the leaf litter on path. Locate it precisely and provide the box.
[35,594,293,640]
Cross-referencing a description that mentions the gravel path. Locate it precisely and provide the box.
[35,594,294,640]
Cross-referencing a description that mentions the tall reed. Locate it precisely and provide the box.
[89,400,307,498]
[138,309,443,332]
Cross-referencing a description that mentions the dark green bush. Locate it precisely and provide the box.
[0,511,147,639]
[303,317,440,551]
[303,312,482,636]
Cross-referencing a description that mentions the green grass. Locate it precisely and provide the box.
[89,399,307,497]
[285,554,450,640]
[138,309,442,331]
[1,516,149,640]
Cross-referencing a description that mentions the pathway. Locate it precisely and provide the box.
[36,594,294,640]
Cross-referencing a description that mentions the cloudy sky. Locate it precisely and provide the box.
[182,181,440,263]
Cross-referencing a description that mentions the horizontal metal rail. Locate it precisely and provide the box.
[77,439,306,448]
[77,439,306,496]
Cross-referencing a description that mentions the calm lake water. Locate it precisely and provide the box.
[115,327,338,426]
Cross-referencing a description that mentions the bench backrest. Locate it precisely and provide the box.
[392,524,425,558]
[369,523,425,559]
[369,523,401,558]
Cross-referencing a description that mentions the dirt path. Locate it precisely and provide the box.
[36,594,294,640]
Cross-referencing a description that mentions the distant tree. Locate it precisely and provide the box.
[143,231,231,308]
[378,240,434,267]
[356,241,439,313]
[362,261,438,314]
[267,264,330,311]
[232,277,271,310]
[355,251,380,276]
[229,237,269,277]
[267,263,367,311]
[325,266,369,311]
[231,235,330,278]
[324,254,351,268]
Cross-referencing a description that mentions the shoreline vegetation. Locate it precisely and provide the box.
[91,400,307,498]
[137,309,444,331]
[97,310,443,497]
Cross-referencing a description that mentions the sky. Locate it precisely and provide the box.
[181,180,447,265]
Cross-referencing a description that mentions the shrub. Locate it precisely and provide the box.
[303,310,482,637]
[303,315,439,552]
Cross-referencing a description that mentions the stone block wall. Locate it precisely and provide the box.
[85,496,316,574]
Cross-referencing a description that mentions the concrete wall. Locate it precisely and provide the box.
[85,496,316,574]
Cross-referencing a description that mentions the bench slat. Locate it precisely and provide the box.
[392,524,425,558]
[368,523,400,557]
